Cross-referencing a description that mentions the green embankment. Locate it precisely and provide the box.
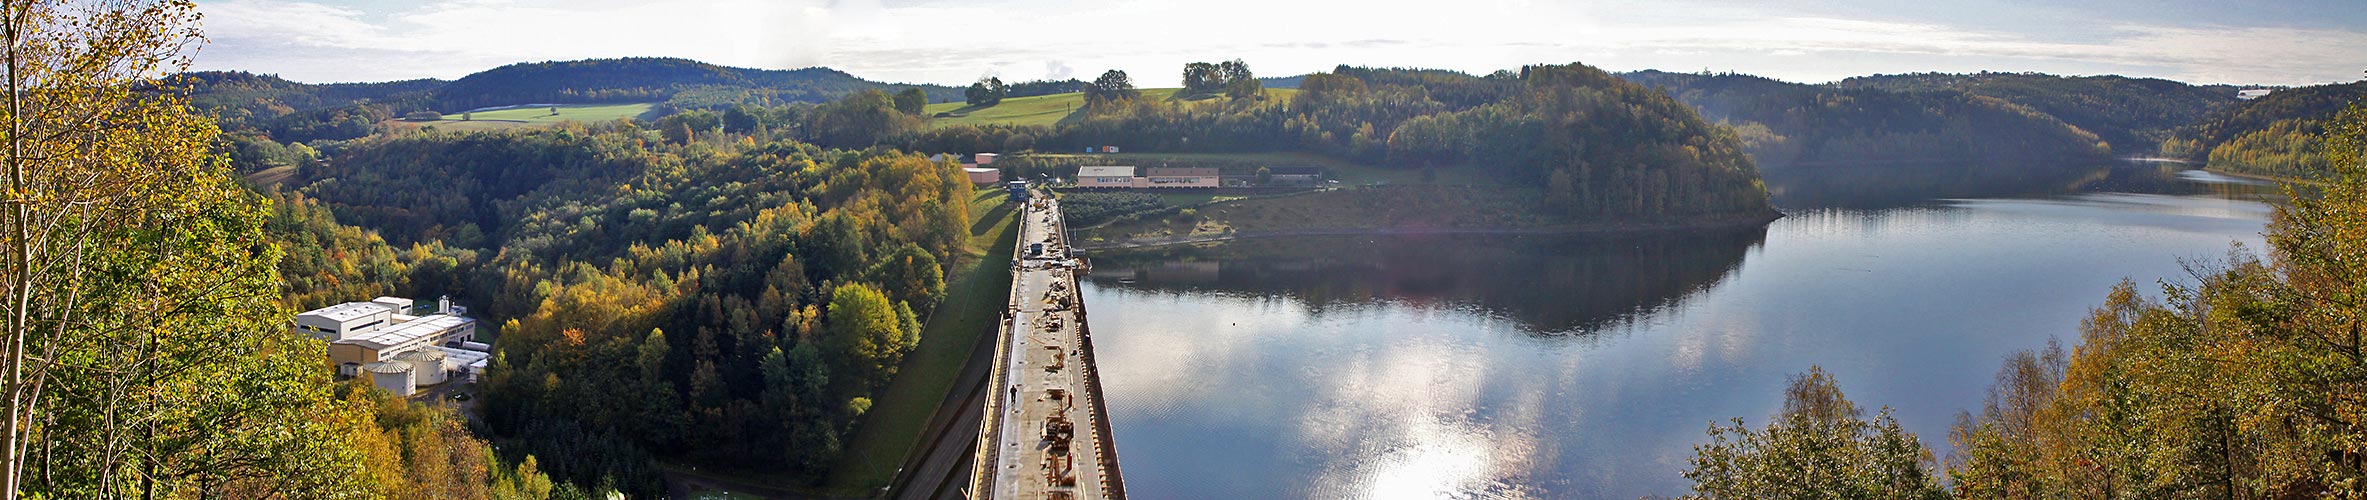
[922,88,1299,128]
[825,186,1019,493]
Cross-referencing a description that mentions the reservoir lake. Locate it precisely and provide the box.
[1079,165,2283,498]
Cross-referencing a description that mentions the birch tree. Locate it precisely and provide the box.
[0,1,370,498]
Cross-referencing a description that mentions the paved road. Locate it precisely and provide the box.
[884,321,996,500]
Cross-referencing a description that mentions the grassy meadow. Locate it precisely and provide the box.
[922,87,1299,128]
[385,102,656,132]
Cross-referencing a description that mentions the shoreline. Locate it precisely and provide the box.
[2202,166,2328,187]
[1074,210,1784,251]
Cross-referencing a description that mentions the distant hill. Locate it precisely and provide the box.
[1620,70,2108,168]
[1838,72,2241,153]
[2169,81,2367,178]
[1259,73,1310,89]
[2173,81,2367,154]
[433,57,962,112]
[182,57,962,142]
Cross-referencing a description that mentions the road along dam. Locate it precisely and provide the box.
[967,189,1128,500]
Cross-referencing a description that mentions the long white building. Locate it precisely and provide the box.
[297,296,491,395]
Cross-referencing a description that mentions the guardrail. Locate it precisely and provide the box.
[1070,282,1127,498]
[1053,194,1129,499]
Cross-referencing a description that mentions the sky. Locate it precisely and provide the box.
[194,0,2367,87]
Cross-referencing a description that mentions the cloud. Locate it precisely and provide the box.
[191,0,2367,86]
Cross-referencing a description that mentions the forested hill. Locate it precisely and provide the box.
[2165,81,2367,178]
[1837,72,2240,154]
[433,58,962,112]
[179,71,443,142]
[1023,63,1775,219]
[1619,70,2110,170]
[181,57,959,143]
[275,123,976,496]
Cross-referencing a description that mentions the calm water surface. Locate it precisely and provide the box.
[1080,166,2282,499]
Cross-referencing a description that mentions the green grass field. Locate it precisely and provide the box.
[387,103,656,132]
[823,186,1020,494]
[923,88,1299,128]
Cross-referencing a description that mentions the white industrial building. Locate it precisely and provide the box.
[298,296,493,396]
[1077,166,1139,187]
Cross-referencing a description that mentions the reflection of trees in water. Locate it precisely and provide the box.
[1765,161,2107,209]
[1085,226,1769,335]
[1767,161,2286,209]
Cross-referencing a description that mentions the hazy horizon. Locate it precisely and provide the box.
[196,0,2366,88]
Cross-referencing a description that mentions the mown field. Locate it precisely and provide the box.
[384,102,657,132]
[922,88,1299,128]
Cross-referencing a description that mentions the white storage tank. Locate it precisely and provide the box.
[365,361,415,397]
[400,349,448,386]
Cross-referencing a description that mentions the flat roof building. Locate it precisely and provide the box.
[965,167,1001,185]
[329,314,476,377]
[1143,167,1219,188]
[370,296,415,314]
[295,302,396,341]
[1077,166,1139,188]
[301,297,496,393]
[431,345,494,383]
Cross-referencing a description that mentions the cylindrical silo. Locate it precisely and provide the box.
[401,349,448,386]
[365,361,415,397]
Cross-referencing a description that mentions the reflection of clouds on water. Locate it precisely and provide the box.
[1089,291,1310,420]
[1085,167,2282,498]
[1295,318,1534,500]
[1091,285,1552,498]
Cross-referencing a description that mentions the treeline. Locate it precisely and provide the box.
[265,188,477,310]
[1682,103,2367,498]
[280,120,974,491]
[338,385,603,499]
[179,71,434,144]
[1838,71,2240,153]
[1621,70,2111,170]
